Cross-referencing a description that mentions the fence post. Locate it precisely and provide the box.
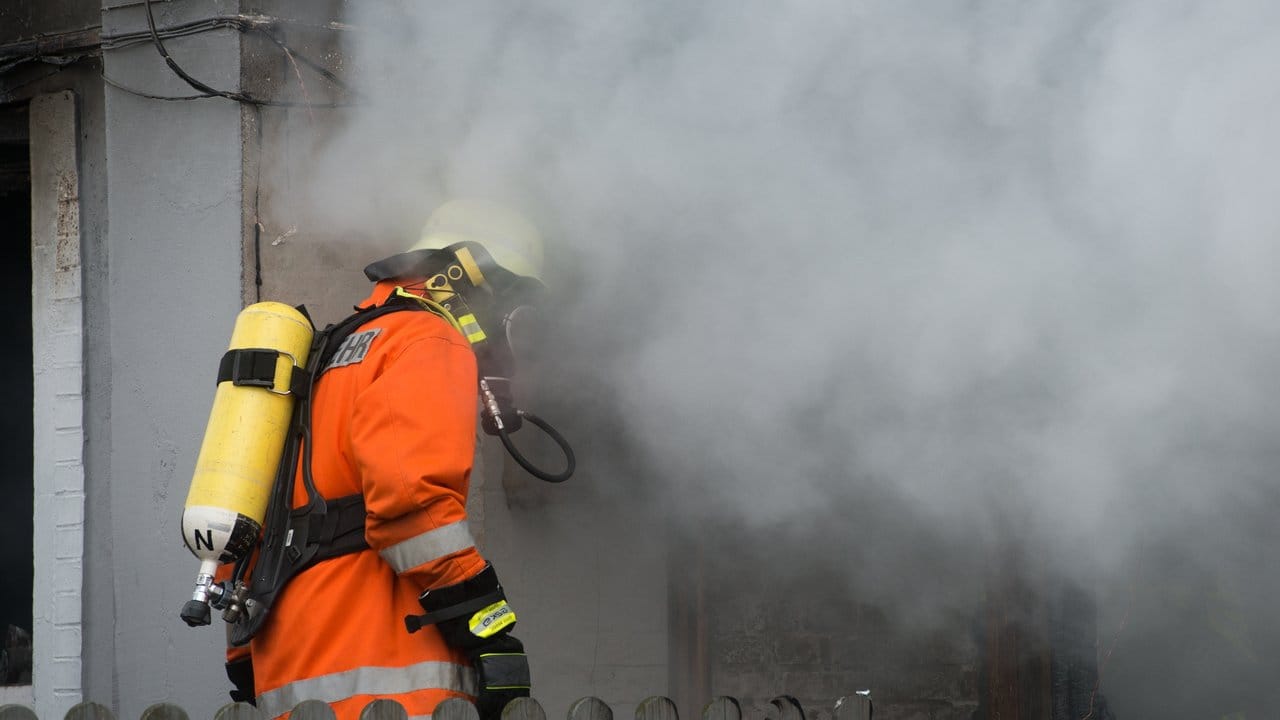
[358,699,408,720]
[212,702,264,720]
[701,697,741,720]
[567,697,612,720]
[635,697,678,720]
[65,702,116,720]
[768,697,804,720]
[0,706,37,720]
[139,704,189,720]
[500,698,546,720]
[290,700,337,720]
[433,699,479,720]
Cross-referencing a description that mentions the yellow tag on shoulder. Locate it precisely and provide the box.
[469,600,517,638]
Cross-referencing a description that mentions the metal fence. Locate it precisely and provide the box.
[0,694,873,720]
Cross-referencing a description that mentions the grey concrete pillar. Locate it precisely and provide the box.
[99,0,244,715]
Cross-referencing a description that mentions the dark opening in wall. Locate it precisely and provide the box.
[0,103,34,687]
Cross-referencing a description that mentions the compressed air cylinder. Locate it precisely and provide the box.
[180,302,312,625]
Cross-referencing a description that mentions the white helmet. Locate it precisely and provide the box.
[410,199,544,281]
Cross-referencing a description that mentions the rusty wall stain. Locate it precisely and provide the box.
[55,170,79,271]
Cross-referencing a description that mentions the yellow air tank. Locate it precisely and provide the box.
[180,302,313,626]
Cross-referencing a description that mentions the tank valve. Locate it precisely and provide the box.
[181,559,223,627]
[221,581,251,624]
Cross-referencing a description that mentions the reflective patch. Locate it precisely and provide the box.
[456,313,487,344]
[469,601,516,639]
[254,659,475,719]
[326,328,382,370]
[379,521,476,574]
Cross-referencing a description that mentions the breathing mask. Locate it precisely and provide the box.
[364,204,574,483]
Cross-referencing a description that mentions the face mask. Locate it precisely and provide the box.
[365,244,574,483]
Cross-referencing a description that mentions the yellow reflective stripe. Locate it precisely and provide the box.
[469,601,517,638]
[456,313,487,344]
[454,246,487,286]
[255,660,475,719]
[379,521,476,574]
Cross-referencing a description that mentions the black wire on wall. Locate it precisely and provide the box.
[133,0,353,107]
[1,6,354,107]
[0,4,356,294]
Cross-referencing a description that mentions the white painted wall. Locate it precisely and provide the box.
[28,89,87,720]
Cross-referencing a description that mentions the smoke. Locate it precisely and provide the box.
[286,0,1280,714]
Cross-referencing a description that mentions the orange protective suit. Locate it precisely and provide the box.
[244,280,488,720]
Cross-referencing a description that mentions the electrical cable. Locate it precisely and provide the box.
[140,0,354,107]
[2,51,90,75]
[142,0,257,103]
[257,31,350,94]
[101,17,242,51]
[104,71,353,107]
[0,56,35,75]
[0,25,102,67]
[102,72,212,100]
[0,63,79,101]
[252,103,264,302]
[4,7,354,106]
[104,15,351,95]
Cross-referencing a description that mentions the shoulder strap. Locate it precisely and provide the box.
[318,298,409,368]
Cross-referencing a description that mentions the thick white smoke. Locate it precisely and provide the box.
[287,0,1280,714]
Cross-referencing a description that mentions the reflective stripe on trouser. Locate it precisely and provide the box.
[255,660,476,719]
[378,520,476,574]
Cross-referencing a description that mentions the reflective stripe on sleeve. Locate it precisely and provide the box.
[256,660,476,719]
[378,520,476,574]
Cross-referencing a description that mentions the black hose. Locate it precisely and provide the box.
[498,411,575,483]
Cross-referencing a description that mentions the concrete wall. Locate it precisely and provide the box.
[98,0,245,716]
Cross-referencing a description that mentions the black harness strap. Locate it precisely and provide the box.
[287,492,370,569]
[217,348,310,396]
[229,295,447,647]
[403,590,505,634]
[218,348,285,388]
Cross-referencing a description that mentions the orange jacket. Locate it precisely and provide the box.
[247,280,488,720]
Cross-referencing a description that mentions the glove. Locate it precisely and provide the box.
[225,656,256,705]
[405,565,531,720]
[471,634,531,720]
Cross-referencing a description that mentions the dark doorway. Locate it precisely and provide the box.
[0,103,33,687]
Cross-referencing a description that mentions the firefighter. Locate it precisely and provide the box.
[225,199,540,720]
